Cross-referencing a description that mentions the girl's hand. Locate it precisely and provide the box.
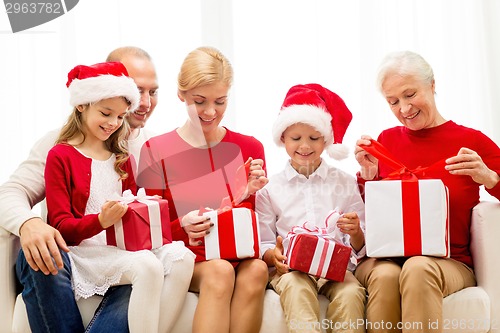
[181,210,213,246]
[354,135,379,180]
[98,201,128,229]
[445,147,500,189]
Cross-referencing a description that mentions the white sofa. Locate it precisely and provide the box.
[1,202,499,333]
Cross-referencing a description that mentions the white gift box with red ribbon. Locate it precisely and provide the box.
[106,188,171,251]
[282,213,351,281]
[365,179,450,258]
[203,207,260,261]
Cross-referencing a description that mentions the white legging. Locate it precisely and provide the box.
[158,252,195,332]
[117,246,195,333]
[117,250,164,333]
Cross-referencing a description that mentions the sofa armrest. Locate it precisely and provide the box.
[470,201,500,333]
[0,227,21,333]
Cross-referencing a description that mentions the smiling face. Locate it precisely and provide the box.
[382,73,445,131]
[281,122,325,177]
[121,55,159,130]
[179,81,229,138]
[79,97,129,144]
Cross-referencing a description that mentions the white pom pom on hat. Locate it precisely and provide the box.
[66,61,140,112]
[272,83,353,160]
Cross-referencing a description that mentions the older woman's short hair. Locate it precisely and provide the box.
[376,51,434,92]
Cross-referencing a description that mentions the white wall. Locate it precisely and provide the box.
[1,0,499,187]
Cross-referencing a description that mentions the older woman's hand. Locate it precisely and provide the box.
[181,210,213,246]
[445,147,500,189]
[354,135,379,180]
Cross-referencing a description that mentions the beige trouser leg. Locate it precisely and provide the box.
[355,258,402,333]
[355,257,476,333]
[400,256,475,333]
[271,271,322,333]
[319,271,367,333]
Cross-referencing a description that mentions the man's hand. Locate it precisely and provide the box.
[19,217,69,275]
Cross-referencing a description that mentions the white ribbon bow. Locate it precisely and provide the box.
[111,188,164,250]
[110,188,156,205]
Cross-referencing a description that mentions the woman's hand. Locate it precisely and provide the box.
[234,158,269,205]
[181,210,213,246]
[98,201,128,229]
[445,147,500,189]
[354,135,379,180]
[247,158,269,195]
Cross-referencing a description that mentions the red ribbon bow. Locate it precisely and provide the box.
[359,139,446,180]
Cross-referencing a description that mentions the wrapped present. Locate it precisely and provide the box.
[283,217,351,282]
[106,189,171,251]
[361,140,450,258]
[203,206,260,261]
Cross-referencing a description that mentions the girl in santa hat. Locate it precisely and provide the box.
[256,83,366,333]
[44,61,193,333]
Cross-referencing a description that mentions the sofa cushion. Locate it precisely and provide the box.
[12,287,490,333]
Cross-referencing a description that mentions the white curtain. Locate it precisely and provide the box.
[1,0,499,185]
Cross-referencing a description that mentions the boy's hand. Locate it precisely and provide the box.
[273,236,289,275]
[337,212,365,252]
[98,201,128,229]
[336,212,361,236]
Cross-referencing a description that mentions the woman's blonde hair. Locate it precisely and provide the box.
[177,46,233,94]
[57,100,131,179]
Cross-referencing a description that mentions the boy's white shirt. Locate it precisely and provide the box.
[0,127,156,236]
[255,159,366,272]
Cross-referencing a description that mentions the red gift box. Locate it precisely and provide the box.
[283,217,351,282]
[284,230,351,282]
[106,190,171,251]
[203,207,260,261]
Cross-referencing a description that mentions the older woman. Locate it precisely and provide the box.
[137,46,269,333]
[354,51,500,333]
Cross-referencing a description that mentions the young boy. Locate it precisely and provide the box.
[256,83,366,333]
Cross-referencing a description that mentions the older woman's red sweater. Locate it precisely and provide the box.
[358,121,500,268]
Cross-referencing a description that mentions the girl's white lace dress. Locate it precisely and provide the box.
[68,153,194,300]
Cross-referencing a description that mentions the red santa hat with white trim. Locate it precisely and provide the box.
[272,83,353,160]
[66,61,140,112]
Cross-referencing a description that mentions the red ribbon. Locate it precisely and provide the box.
[199,199,257,260]
[359,139,446,256]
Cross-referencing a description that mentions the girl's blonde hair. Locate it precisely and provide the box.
[57,100,131,179]
[177,46,233,94]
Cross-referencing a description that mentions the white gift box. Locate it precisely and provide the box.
[365,179,449,258]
